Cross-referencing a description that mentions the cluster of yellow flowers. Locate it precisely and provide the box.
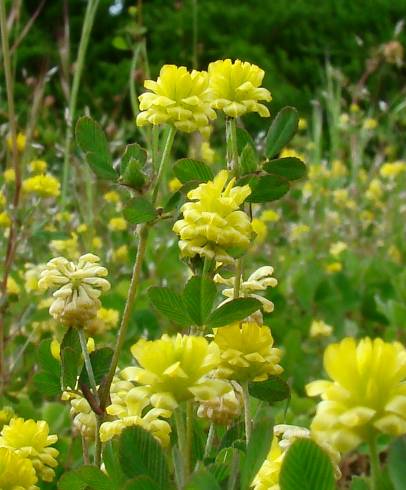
[173,170,253,263]
[0,417,58,488]
[136,59,271,133]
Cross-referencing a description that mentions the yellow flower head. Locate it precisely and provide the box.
[100,373,172,446]
[6,276,20,295]
[380,161,406,179]
[298,118,308,130]
[0,447,38,490]
[0,418,58,482]
[62,391,96,439]
[0,191,6,208]
[173,170,252,263]
[213,321,283,382]
[29,160,47,174]
[108,216,128,231]
[362,118,378,130]
[325,261,342,274]
[0,407,14,429]
[169,177,182,193]
[121,334,226,411]
[24,263,46,293]
[38,253,110,326]
[6,132,26,153]
[331,160,348,178]
[85,307,119,336]
[92,236,102,251]
[137,65,216,132]
[365,178,383,202]
[208,59,271,118]
[329,242,347,257]
[260,209,280,223]
[279,148,305,161]
[197,380,243,425]
[51,335,94,361]
[310,319,333,338]
[306,337,406,452]
[289,223,310,242]
[3,168,15,183]
[251,218,267,245]
[103,190,121,203]
[22,174,60,198]
[112,244,129,263]
[0,211,11,228]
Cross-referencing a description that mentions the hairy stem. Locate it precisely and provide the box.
[61,0,100,206]
[175,408,188,486]
[151,125,176,205]
[368,435,381,490]
[242,381,252,445]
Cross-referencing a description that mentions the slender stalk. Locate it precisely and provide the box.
[227,450,240,490]
[78,328,99,404]
[151,125,176,205]
[174,408,187,486]
[203,423,215,459]
[226,117,239,177]
[242,381,252,445]
[99,223,149,409]
[82,434,90,464]
[185,401,193,478]
[368,436,381,490]
[95,415,102,467]
[233,260,242,299]
[61,0,100,205]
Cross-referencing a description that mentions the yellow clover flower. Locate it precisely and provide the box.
[24,263,46,293]
[197,380,243,425]
[173,170,252,263]
[85,307,119,336]
[6,132,26,153]
[306,337,406,452]
[100,373,171,446]
[38,253,110,326]
[213,321,283,382]
[380,161,406,179]
[22,174,61,198]
[3,168,15,183]
[61,391,96,439]
[136,65,216,132]
[208,59,271,118]
[29,160,47,174]
[0,211,11,228]
[0,418,58,482]
[50,233,79,260]
[309,320,333,338]
[108,216,128,231]
[121,334,227,411]
[0,191,6,208]
[0,447,38,490]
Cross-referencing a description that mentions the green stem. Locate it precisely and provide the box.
[226,117,239,177]
[99,223,149,410]
[61,0,100,206]
[233,259,242,299]
[151,125,176,205]
[203,423,215,459]
[95,415,103,467]
[78,328,99,404]
[175,408,188,486]
[368,436,381,490]
[242,381,252,445]
[186,401,193,478]
[227,450,240,490]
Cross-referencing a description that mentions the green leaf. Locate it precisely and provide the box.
[240,144,258,174]
[124,476,161,490]
[183,275,217,326]
[264,157,307,181]
[236,127,256,153]
[103,440,127,486]
[350,477,369,490]
[79,348,113,386]
[164,191,183,212]
[123,197,157,224]
[148,287,192,327]
[388,436,406,490]
[265,106,299,158]
[206,298,262,328]
[242,175,290,203]
[37,339,60,374]
[33,372,60,397]
[240,417,274,490]
[249,376,290,403]
[60,327,82,390]
[279,438,336,490]
[186,467,222,490]
[75,116,117,180]
[119,426,170,488]
[174,158,214,183]
[58,465,114,490]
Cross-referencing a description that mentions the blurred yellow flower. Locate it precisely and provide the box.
[122,334,226,411]
[0,447,38,490]
[24,263,46,293]
[331,160,348,178]
[298,117,308,130]
[362,118,378,130]
[350,103,360,113]
[39,253,110,326]
[6,276,20,295]
[365,178,383,202]
[289,223,310,241]
[112,244,129,263]
[325,262,342,274]
[310,319,333,338]
[103,190,121,203]
[213,321,283,382]
[388,245,402,264]
[50,233,79,260]
[108,216,128,231]
[77,224,88,234]
[62,391,96,439]
[92,236,102,250]
[0,192,6,208]
[252,218,267,244]
[208,59,271,118]
[29,160,47,174]
[0,211,11,228]
[360,210,374,224]
[51,335,95,361]
[279,148,305,161]
[22,174,60,198]
[260,209,280,222]
[4,168,15,183]
[169,177,182,192]
[173,170,252,263]
[6,132,26,153]
[329,241,347,257]
[85,307,119,336]
[380,161,406,179]
[137,65,216,132]
[306,337,406,452]
[201,141,215,165]
[0,407,14,429]
[0,418,58,482]
[333,189,356,209]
